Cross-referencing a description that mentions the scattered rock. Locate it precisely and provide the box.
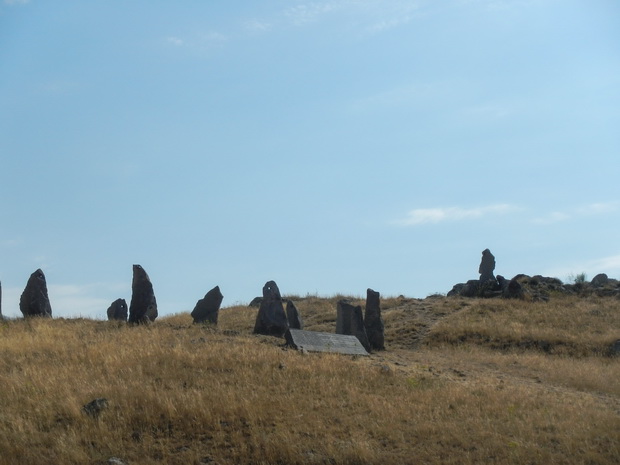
[107,298,128,321]
[107,458,127,465]
[19,269,53,318]
[610,339,620,357]
[364,288,385,351]
[336,300,371,352]
[191,286,224,324]
[286,300,303,330]
[82,398,109,418]
[253,281,289,337]
[128,265,158,324]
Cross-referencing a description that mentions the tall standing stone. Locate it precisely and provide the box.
[253,280,288,337]
[364,288,385,351]
[286,300,303,330]
[128,265,158,324]
[19,269,53,318]
[107,298,128,321]
[336,300,371,352]
[479,249,496,283]
[191,285,224,324]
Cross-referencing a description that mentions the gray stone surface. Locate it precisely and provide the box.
[191,285,224,324]
[364,288,385,351]
[285,329,369,356]
[253,280,289,337]
[591,273,609,287]
[336,300,371,352]
[479,248,496,282]
[107,298,128,321]
[19,269,52,318]
[128,265,158,324]
[286,300,303,330]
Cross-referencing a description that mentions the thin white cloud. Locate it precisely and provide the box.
[4,0,30,5]
[396,204,515,226]
[284,2,339,25]
[532,201,619,225]
[244,19,272,33]
[166,36,184,46]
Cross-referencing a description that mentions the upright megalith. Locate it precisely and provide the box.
[479,249,497,283]
[364,288,385,351]
[336,300,371,353]
[128,265,158,324]
[19,269,52,318]
[107,298,128,321]
[191,286,224,324]
[253,280,288,337]
[286,300,303,330]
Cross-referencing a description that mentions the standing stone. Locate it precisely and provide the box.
[253,280,288,337]
[128,265,158,324]
[286,300,303,330]
[107,298,128,321]
[19,269,52,318]
[479,249,496,283]
[191,285,224,324]
[336,300,371,353]
[364,288,385,351]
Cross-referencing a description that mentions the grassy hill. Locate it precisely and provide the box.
[0,294,618,464]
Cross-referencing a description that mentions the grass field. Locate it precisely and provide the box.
[0,294,618,464]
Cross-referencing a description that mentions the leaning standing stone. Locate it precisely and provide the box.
[191,285,224,324]
[128,265,158,324]
[19,269,53,318]
[364,288,385,351]
[336,300,371,352]
[253,280,288,337]
[286,300,303,330]
[479,249,496,282]
[107,298,128,321]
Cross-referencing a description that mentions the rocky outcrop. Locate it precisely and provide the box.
[191,286,224,324]
[107,298,128,321]
[253,281,289,337]
[336,300,371,352]
[364,288,385,351]
[128,265,158,324]
[286,300,303,330]
[479,249,496,283]
[19,269,53,318]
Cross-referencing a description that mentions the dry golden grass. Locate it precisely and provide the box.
[0,294,618,465]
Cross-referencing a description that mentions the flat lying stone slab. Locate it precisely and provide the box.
[285,329,369,356]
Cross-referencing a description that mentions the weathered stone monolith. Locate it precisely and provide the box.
[253,280,288,337]
[286,300,303,330]
[336,300,371,352]
[364,288,385,351]
[128,265,158,324]
[107,298,128,321]
[19,269,52,318]
[191,285,224,324]
[479,249,496,282]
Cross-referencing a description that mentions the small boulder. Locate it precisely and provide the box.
[107,298,128,321]
[591,273,609,288]
[128,265,158,324]
[191,286,224,324]
[82,398,109,418]
[253,281,289,337]
[336,300,371,352]
[19,269,52,318]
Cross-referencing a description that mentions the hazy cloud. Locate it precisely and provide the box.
[244,19,272,33]
[396,204,514,226]
[284,2,339,25]
[166,36,184,46]
[533,201,618,225]
[4,0,30,5]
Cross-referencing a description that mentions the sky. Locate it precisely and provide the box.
[1,0,619,319]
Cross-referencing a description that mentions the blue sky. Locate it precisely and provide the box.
[1,0,619,319]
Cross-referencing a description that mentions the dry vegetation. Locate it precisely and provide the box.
[0,294,618,464]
